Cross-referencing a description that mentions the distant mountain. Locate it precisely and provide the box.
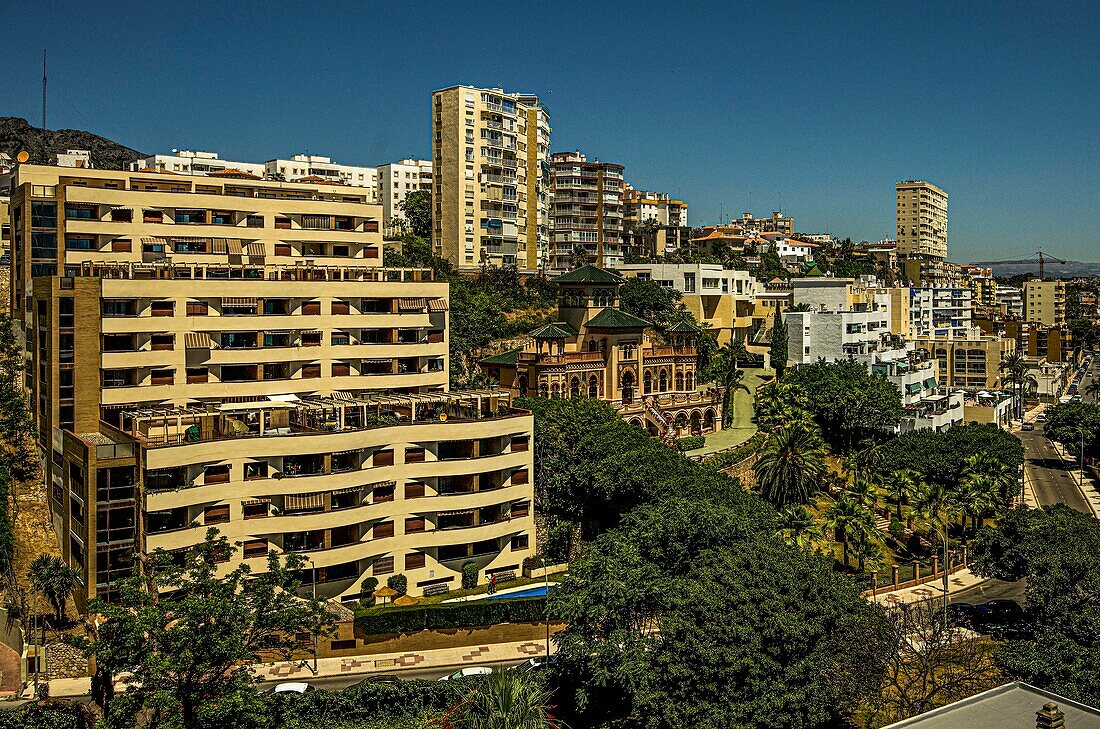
[981,261,1100,279]
[0,117,143,170]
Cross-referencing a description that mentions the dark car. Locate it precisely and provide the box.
[972,599,1029,637]
[348,674,402,687]
[946,602,977,628]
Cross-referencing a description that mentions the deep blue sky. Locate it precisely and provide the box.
[4,1,1098,260]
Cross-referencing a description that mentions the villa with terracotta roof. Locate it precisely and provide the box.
[481,266,723,438]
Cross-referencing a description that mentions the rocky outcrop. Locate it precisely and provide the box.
[0,117,143,170]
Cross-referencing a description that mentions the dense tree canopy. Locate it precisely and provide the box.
[876,424,1024,487]
[553,498,890,729]
[398,189,432,238]
[782,360,903,449]
[971,506,1100,706]
[617,278,693,331]
[1043,402,1100,458]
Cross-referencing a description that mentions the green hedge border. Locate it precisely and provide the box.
[356,596,556,635]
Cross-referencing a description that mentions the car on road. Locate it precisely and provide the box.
[273,682,315,694]
[439,667,493,681]
[1022,422,1035,431]
[348,674,401,687]
[1036,413,1047,422]
[970,599,1029,638]
[946,602,977,628]
[508,656,558,673]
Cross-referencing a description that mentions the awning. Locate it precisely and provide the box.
[267,393,300,402]
[111,206,132,211]
[225,239,243,255]
[397,297,427,311]
[427,298,449,312]
[370,480,398,489]
[330,487,361,496]
[923,377,937,389]
[245,242,265,256]
[439,508,475,517]
[906,382,922,394]
[285,493,325,511]
[241,498,271,507]
[140,237,168,246]
[222,297,257,307]
[209,239,229,254]
[185,332,213,349]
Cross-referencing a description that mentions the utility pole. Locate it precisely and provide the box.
[42,50,47,129]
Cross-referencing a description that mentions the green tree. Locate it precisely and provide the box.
[1044,402,1100,460]
[28,555,80,624]
[783,360,903,450]
[400,189,432,238]
[447,672,559,729]
[971,506,1100,706]
[617,278,691,330]
[825,494,874,568]
[753,423,827,507]
[769,318,788,376]
[753,380,811,432]
[885,468,922,522]
[80,529,335,728]
[708,342,752,427]
[877,424,1024,488]
[998,351,1029,419]
[553,498,890,729]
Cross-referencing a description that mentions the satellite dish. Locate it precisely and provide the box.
[16,150,29,163]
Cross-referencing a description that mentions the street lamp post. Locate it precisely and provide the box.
[305,557,318,674]
[539,557,550,660]
[940,514,950,627]
[31,586,38,697]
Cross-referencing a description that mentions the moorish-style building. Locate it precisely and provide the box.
[481,266,723,438]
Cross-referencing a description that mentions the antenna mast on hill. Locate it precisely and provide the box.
[42,50,47,129]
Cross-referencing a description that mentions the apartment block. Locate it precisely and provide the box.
[618,263,760,344]
[730,210,793,236]
[1023,279,1067,326]
[896,180,947,259]
[784,308,903,368]
[997,285,1024,318]
[549,151,624,270]
[909,286,973,339]
[378,159,433,234]
[132,150,267,178]
[912,333,1016,390]
[8,164,535,609]
[431,86,551,271]
[621,185,688,229]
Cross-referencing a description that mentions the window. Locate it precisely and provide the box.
[186,301,209,316]
[405,482,426,499]
[246,215,264,228]
[372,556,394,575]
[151,300,175,317]
[405,447,426,463]
[243,539,268,558]
[512,469,529,485]
[510,535,529,551]
[373,521,395,538]
[274,243,292,256]
[150,368,174,386]
[111,239,133,252]
[373,483,395,503]
[302,301,321,315]
[243,501,269,519]
[331,301,350,315]
[405,553,426,570]
[373,449,394,467]
[301,364,321,379]
[204,505,230,524]
[331,362,350,377]
[204,465,231,484]
[186,367,208,384]
[245,462,268,480]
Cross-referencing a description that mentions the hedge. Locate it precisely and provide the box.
[674,435,705,452]
[701,432,766,470]
[356,596,555,635]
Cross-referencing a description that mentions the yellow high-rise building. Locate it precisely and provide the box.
[1024,279,1067,326]
[431,86,551,271]
[896,180,948,259]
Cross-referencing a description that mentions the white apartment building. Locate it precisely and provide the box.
[784,308,903,368]
[773,237,816,262]
[621,184,688,228]
[132,150,267,177]
[910,286,973,339]
[265,154,378,199]
[378,159,433,233]
[997,285,1024,318]
[872,356,964,432]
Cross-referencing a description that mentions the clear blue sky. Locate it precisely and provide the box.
[4,1,1098,260]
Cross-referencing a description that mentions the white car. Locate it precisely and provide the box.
[1036,413,1047,422]
[273,682,313,694]
[439,666,492,681]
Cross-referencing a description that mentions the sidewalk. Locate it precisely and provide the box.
[868,567,987,607]
[31,637,558,699]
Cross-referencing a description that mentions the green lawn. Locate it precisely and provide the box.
[687,369,772,457]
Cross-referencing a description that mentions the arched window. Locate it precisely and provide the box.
[539,382,549,398]
[703,408,716,430]
[675,372,684,391]
[517,374,528,397]
[550,383,560,399]
[622,371,635,405]
[658,370,668,392]
[644,371,653,394]
[686,371,695,391]
[588,375,599,398]
[569,377,580,398]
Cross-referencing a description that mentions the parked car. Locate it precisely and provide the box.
[971,599,1029,637]
[273,682,314,694]
[946,602,977,628]
[1036,413,1048,422]
[348,674,401,687]
[439,667,493,682]
[1022,422,1035,431]
[508,656,558,673]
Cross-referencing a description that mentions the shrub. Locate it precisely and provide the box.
[355,597,553,635]
[387,574,408,597]
[889,519,906,541]
[674,435,705,452]
[462,561,479,590]
[546,520,573,564]
[359,577,379,607]
[702,432,766,471]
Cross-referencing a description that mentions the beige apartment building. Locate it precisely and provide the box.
[1023,279,1067,326]
[549,151,624,271]
[621,185,688,228]
[431,86,551,271]
[8,164,535,610]
[896,180,948,259]
[911,334,1016,390]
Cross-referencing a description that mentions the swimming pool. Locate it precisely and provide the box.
[485,584,553,600]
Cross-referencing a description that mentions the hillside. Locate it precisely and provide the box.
[0,116,142,170]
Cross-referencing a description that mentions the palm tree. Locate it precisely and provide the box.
[775,504,822,551]
[911,479,961,551]
[852,532,886,573]
[447,671,561,729]
[1087,378,1100,404]
[959,471,998,534]
[754,380,811,431]
[28,555,81,624]
[754,423,828,507]
[825,494,874,568]
[885,468,922,522]
[999,352,1028,419]
[844,477,879,511]
[717,365,752,428]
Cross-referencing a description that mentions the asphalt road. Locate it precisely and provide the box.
[1019,429,1091,512]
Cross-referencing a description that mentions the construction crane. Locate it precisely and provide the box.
[970,249,1066,279]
